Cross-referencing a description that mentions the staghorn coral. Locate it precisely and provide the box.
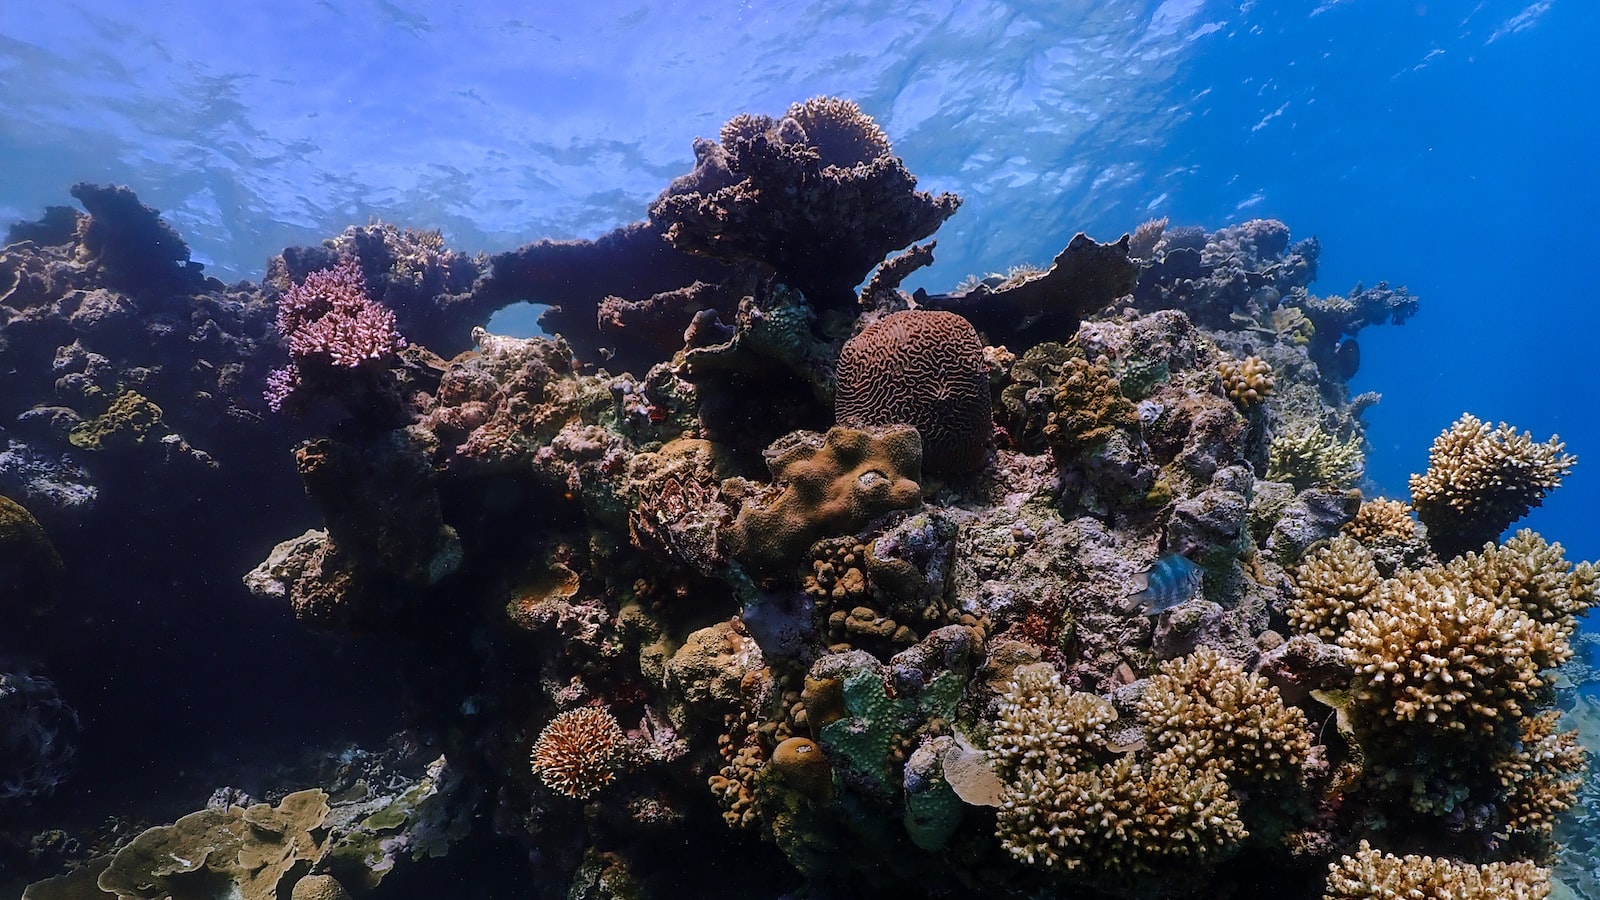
[1138,647,1312,786]
[1217,354,1275,406]
[529,707,628,800]
[727,426,923,575]
[1267,424,1364,490]
[1322,840,1551,900]
[1288,535,1383,640]
[1409,414,1576,560]
[834,310,993,474]
[264,257,407,415]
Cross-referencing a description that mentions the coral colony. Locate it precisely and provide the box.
[3,97,1597,899]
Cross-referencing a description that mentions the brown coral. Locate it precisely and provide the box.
[1217,355,1275,406]
[1408,414,1576,560]
[834,310,993,474]
[728,426,923,574]
[1322,840,1551,899]
[529,707,627,799]
[1138,647,1311,786]
[1288,535,1382,640]
[1042,355,1140,463]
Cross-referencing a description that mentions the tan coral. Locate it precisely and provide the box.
[530,707,627,799]
[1447,529,1599,634]
[1288,535,1382,640]
[1408,414,1576,560]
[1042,355,1140,463]
[1493,710,1587,837]
[1338,568,1569,737]
[1322,840,1551,899]
[1217,355,1275,407]
[1138,647,1311,785]
[1341,497,1432,574]
[728,426,923,574]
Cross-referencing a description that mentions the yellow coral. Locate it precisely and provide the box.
[1408,414,1576,560]
[1288,535,1382,640]
[1217,355,1275,406]
[1323,840,1551,900]
[1267,424,1364,490]
[1138,647,1311,785]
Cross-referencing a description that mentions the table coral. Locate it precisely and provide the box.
[1409,413,1576,560]
[834,310,993,474]
[728,425,923,575]
[1323,840,1551,900]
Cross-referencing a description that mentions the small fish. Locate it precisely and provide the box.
[1118,553,1202,616]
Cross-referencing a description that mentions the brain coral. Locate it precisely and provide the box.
[834,310,992,475]
[1409,413,1575,560]
[729,425,923,574]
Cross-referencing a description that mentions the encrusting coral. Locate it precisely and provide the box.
[1322,840,1551,900]
[834,310,993,474]
[1409,413,1576,560]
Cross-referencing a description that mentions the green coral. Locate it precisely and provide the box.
[68,389,165,451]
[1266,424,1364,490]
[816,666,962,799]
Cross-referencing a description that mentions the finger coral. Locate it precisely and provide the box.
[1408,414,1576,560]
[529,707,627,800]
[1217,354,1275,406]
[1288,535,1382,640]
[1322,840,1551,900]
[834,310,993,474]
[1138,647,1311,786]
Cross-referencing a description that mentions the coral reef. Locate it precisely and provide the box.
[12,101,1600,900]
[1409,413,1576,560]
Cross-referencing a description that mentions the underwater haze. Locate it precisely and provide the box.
[3,1,1600,898]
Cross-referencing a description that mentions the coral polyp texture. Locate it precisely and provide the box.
[11,100,1600,900]
[833,310,992,474]
[1408,413,1576,560]
[529,707,627,799]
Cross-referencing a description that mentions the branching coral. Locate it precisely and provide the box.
[1217,355,1275,407]
[988,663,1246,876]
[1408,414,1576,560]
[1267,425,1364,490]
[1446,528,1599,634]
[1492,710,1587,838]
[529,707,627,800]
[1288,535,1382,640]
[1138,647,1311,786]
[264,257,406,414]
[1341,497,1432,575]
[1339,567,1568,737]
[1322,840,1551,900]
[834,310,993,474]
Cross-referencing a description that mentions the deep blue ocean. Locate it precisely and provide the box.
[2,1,1598,898]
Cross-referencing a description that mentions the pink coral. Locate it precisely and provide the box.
[265,258,406,412]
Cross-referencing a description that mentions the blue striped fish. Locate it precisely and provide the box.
[1118,554,1202,616]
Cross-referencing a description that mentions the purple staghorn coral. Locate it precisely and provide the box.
[265,258,406,413]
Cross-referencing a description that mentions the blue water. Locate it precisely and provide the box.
[3,0,1599,893]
